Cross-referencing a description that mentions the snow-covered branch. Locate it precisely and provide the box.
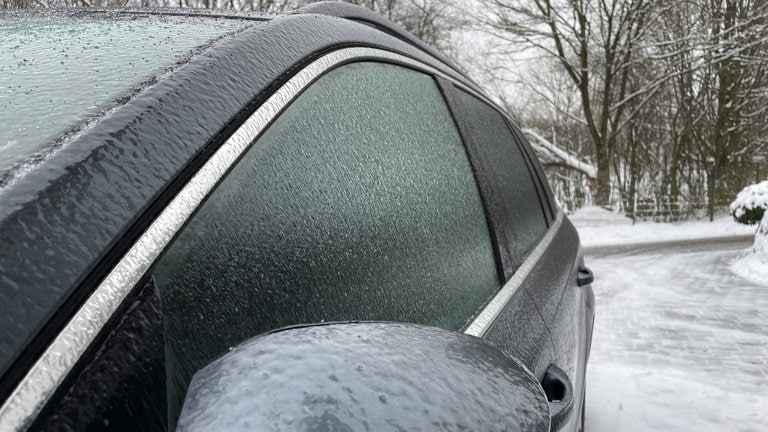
[521,128,597,179]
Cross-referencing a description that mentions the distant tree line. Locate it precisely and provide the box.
[473,0,768,218]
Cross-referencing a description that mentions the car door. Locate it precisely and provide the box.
[510,124,594,431]
[146,60,507,425]
[441,82,590,431]
[433,81,558,374]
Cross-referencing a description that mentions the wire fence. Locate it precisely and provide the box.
[567,203,729,226]
[627,200,711,222]
[555,161,765,224]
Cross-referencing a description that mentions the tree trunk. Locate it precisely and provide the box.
[595,146,612,206]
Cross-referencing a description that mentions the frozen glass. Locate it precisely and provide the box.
[153,62,500,420]
[0,15,242,174]
[456,90,548,261]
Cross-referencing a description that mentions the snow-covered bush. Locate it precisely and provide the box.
[730,181,768,286]
[731,208,768,286]
[730,180,768,225]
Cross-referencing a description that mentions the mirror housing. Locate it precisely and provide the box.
[178,322,550,431]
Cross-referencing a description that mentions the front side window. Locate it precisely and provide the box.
[152,62,499,418]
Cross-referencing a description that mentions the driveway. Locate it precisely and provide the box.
[584,239,768,432]
[583,235,753,258]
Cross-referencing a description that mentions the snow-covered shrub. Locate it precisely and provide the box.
[730,181,768,285]
[731,208,768,286]
[730,180,768,225]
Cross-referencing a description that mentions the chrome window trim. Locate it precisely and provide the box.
[0,46,489,432]
[464,211,563,338]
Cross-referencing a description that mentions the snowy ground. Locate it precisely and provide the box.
[573,211,756,248]
[577,217,768,432]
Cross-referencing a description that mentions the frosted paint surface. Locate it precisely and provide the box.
[153,62,499,420]
[0,16,233,173]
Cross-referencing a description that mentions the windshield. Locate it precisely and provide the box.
[0,14,245,175]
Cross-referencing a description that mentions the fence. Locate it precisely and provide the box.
[547,160,765,223]
[626,200,711,223]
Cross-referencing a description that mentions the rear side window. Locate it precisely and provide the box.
[454,90,548,262]
[151,62,499,418]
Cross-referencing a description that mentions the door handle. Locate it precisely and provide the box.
[577,266,593,287]
[541,364,574,431]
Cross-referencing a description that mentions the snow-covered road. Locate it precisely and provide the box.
[584,242,768,431]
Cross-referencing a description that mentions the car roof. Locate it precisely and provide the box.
[0,4,481,401]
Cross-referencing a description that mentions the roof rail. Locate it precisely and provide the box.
[294,1,477,87]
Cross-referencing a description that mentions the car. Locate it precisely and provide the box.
[0,3,595,431]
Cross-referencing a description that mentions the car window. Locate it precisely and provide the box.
[454,90,548,262]
[151,62,500,421]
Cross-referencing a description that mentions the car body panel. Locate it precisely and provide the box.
[0,6,594,431]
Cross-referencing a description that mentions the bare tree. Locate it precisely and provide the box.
[475,0,659,205]
[706,0,768,166]
[316,0,461,56]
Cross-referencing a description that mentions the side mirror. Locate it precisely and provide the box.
[177,322,551,431]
